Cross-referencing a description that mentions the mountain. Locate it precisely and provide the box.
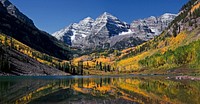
[0,0,72,75]
[0,0,35,27]
[0,0,71,60]
[53,17,95,46]
[53,12,176,51]
[83,12,130,49]
[130,13,177,40]
[53,12,130,50]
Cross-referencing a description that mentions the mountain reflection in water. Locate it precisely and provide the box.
[0,76,200,104]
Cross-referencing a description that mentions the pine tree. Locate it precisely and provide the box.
[107,65,111,72]
[99,62,103,71]
[173,23,178,37]
[104,65,107,72]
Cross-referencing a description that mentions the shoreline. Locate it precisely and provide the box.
[1,73,200,80]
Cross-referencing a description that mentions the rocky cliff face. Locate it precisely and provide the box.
[83,12,130,49]
[130,13,177,40]
[53,17,95,46]
[53,12,176,51]
[53,12,130,50]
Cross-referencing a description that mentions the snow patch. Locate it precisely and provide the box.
[71,34,76,41]
[119,29,133,35]
[81,34,87,38]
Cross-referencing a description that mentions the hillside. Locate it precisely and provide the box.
[0,0,71,60]
[0,34,68,75]
[0,0,73,75]
[114,0,200,74]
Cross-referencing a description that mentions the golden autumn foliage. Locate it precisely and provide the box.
[116,50,157,71]
[191,2,200,13]
[71,26,200,75]
[96,57,112,63]
[0,34,67,68]
[70,31,190,73]
[114,31,197,72]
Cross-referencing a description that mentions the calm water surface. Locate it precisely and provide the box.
[0,75,200,104]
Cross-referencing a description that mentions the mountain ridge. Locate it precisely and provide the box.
[0,0,35,27]
[0,0,72,60]
[53,12,176,51]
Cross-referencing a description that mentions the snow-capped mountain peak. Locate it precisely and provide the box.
[95,12,123,24]
[100,12,118,20]
[79,17,94,24]
[90,12,130,37]
[52,16,96,45]
[130,13,177,39]
[53,12,176,50]
[53,12,130,46]
[160,13,177,20]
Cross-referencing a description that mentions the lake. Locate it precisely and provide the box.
[0,75,200,104]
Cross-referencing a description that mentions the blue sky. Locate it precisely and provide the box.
[9,0,188,34]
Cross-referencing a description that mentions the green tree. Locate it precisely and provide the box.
[107,65,111,72]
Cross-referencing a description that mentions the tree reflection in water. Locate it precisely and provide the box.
[0,76,200,104]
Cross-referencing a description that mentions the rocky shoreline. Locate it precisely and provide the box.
[175,76,200,80]
[167,75,200,81]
